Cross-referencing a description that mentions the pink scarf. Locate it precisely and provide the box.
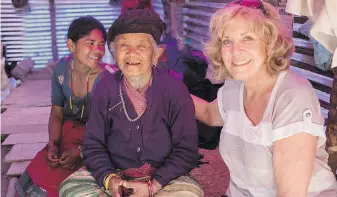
[123,77,152,116]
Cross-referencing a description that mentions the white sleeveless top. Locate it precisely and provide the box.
[217,70,337,197]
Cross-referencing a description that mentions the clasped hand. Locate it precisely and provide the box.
[108,177,162,197]
[46,146,81,170]
[109,177,150,197]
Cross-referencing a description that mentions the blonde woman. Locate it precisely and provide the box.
[192,0,337,196]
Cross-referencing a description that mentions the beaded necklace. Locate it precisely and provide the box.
[69,60,93,123]
[119,76,152,122]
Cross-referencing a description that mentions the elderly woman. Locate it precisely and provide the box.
[192,1,337,197]
[59,9,203,197]
[15,16,107,197]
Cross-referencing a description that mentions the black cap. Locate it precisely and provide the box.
[107,9,164,44]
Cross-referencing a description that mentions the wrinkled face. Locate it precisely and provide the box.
[112,33,159,78]
[220,17,267,81]
[68,29,105,69]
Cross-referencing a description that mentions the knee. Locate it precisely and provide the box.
[157,176,204,197]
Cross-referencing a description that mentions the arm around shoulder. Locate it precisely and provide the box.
[191,95,224,127]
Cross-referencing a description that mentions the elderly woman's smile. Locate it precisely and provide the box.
[125,61,141,65]
[112,33,159,78]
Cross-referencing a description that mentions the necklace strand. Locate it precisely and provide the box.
[119,83,145,122]
[70,60,93,123]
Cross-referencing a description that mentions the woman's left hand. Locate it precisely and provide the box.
[59,148,81,170]
[122,181,149,197]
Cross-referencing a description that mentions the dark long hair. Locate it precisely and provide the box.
[67,16,107,43]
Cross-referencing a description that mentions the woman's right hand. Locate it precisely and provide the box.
[108,176,124,197]
[46,145,60,168]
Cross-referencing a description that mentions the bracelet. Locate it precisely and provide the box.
[77,145,83,158]
[147,180,153,197]
[104,173,117,190]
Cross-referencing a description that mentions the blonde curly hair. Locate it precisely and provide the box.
[204,2,294,80]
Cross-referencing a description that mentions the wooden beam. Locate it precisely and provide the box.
[2,132,48,145]
[7,161,30,176]
[4,143,46,163]
[1,113,49,127]
[291,52,315,66]
[2,79,51,108]
[1,124,48,135]
[290,66,332,88]
[293,37,313,50]
[2,106,51,116]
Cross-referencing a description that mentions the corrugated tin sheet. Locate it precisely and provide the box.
[1,0,164,69]
[152,0,164,20]
[182,0,230,51]
[54,1,119,59]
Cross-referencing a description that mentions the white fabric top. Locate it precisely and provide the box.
[286,0,337,68]
[218,70,337,197]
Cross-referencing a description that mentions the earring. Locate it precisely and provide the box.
[152,60,158,68]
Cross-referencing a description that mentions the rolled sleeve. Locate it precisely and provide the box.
[272,86,326,147]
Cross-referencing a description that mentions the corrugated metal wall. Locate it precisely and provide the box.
[0,0,332,118]
[152,0,164,20]
[54,0,119,59]
[1,0,164,69]
[182,0,229,51]
[1,0,53,68]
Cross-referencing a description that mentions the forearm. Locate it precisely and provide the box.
[48,112,63,142]
[275,163,312,197]
[191,94,212,125]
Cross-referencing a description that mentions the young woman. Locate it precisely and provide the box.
[15,16,107,197]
